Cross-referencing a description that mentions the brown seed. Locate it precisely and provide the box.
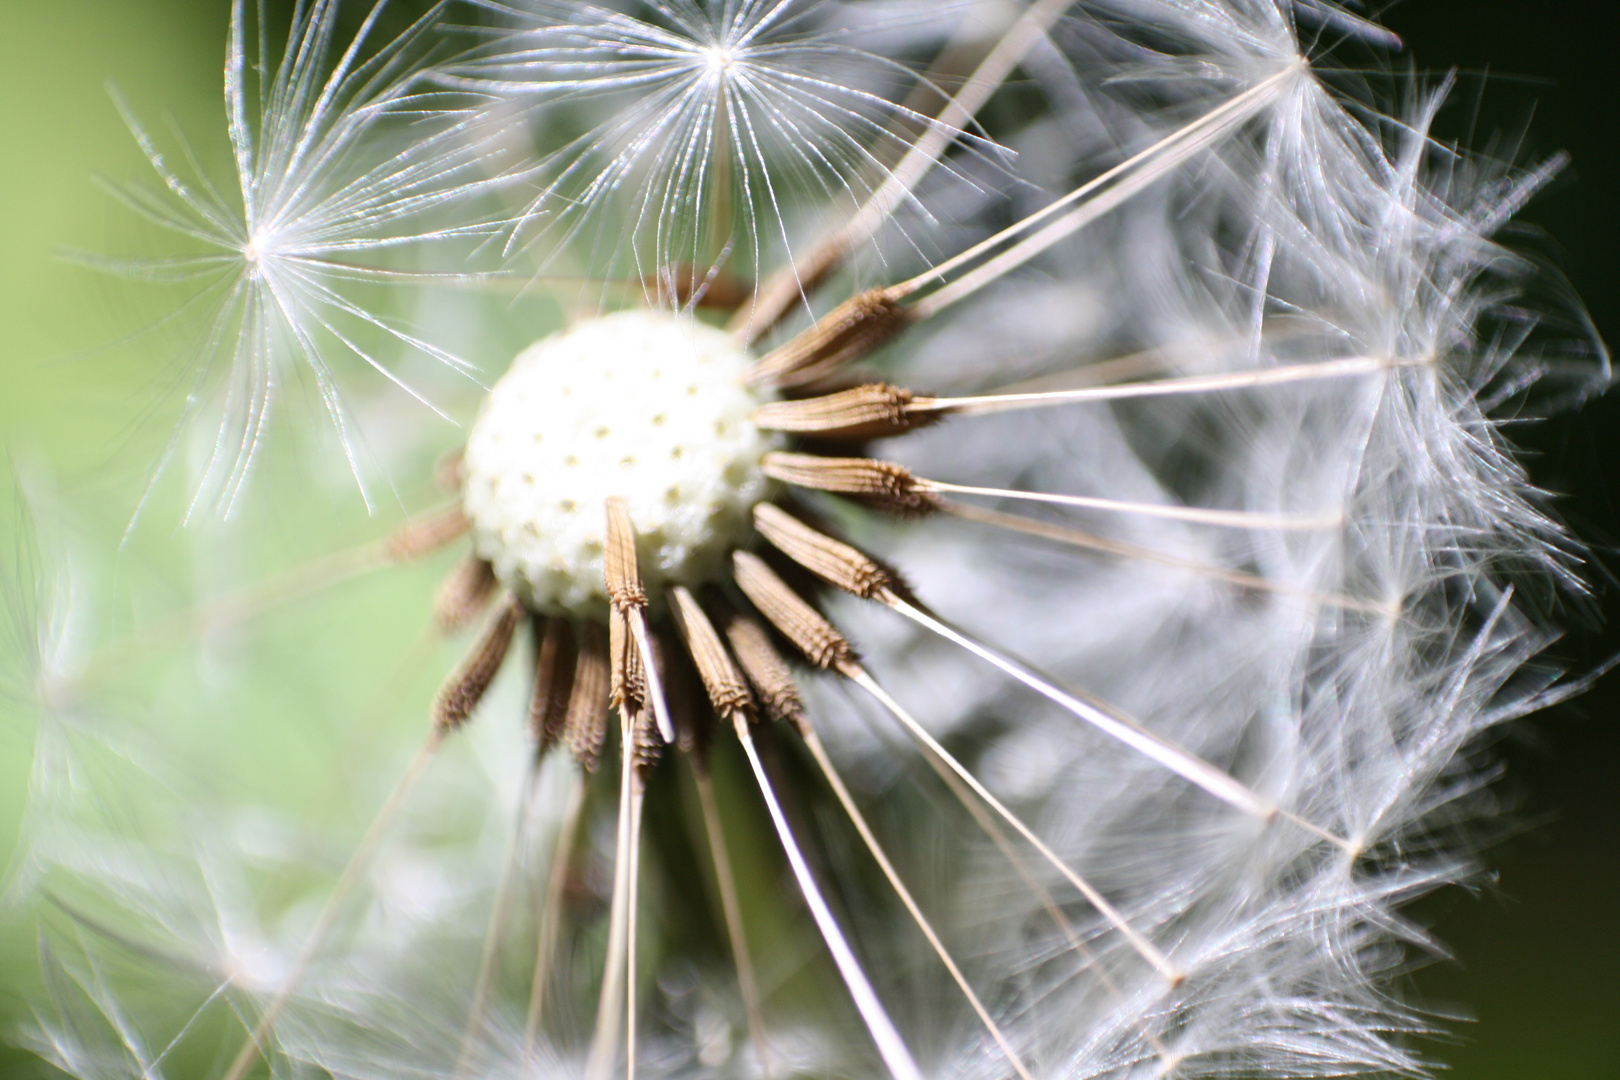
[433,594,523,731]
[752,383,933,441]
[565,622,612,772]
[728,238,847,345]
[648,265,753,310]
[631,696,663,779]
[608,604,646,714]
[762,452,940,517]
[745,286,913,389]
[719,607,808,732]
[603,496,648,612]
[603,497,677,746]
[668,587,756,724]
[753,503,895,600]
[433,445,467,493]
[385,504,470,562]
[529,617,578,750]
[731,550,855,670]
[603,496,650,715]
[433,554,499,633]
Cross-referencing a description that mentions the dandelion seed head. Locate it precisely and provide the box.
[16,2,1612,1079]
[239,227,281,269]
[462,310,774,617]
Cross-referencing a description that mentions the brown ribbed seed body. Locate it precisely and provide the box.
[746,287,913,389]
[433,596,523,730]
[529,618,577,749]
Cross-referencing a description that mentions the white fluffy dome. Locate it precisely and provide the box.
[462,309,776,617]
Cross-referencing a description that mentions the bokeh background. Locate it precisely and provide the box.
[1,1,1616,1077]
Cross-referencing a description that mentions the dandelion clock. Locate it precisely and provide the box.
[1,2,1612,1080]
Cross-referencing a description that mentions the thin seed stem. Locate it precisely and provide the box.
[709,68,734,274]
[736,723,923,1080]
[524,769,588,1059]
[625,778,647,1080]
[981,326,1351,397]
[835,676,1179,1062]
[732,0,1074,342]
[222,729,448,1080]
[692,760,774,1077]
[919,480,1343,530]
[801,729,1035,1080]
[906,735,1176,1062]
[880,594,1278,821]
[840,664,1182,984]
[584,713,639,1080]
[940,498,1395,616]
[455,761,544,1078]
[908,355,1420,415]
[79,516,449,691]
[895,66,1303,307]
[842,0,1074,253]
[316,627,439,813]
[986,346,1171,396]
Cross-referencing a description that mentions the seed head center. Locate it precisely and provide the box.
[702,45,736,76]
[462,309,775,618]
[242,227,277,266]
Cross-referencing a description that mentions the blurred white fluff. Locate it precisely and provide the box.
[12,2,1610,1079]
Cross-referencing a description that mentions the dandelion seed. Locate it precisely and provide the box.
[437,0,998,303]
[95,0,506,527]
[14,2,1612,1080]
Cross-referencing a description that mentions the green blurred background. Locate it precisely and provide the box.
[0,1,1616,1077]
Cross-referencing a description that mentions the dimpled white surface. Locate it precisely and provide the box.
[462,310,775,617]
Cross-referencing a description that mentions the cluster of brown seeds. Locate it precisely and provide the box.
[369,265,1094,1080]
[423,279,939,758]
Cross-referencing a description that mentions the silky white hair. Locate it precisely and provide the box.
[8,2,1609,1079]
